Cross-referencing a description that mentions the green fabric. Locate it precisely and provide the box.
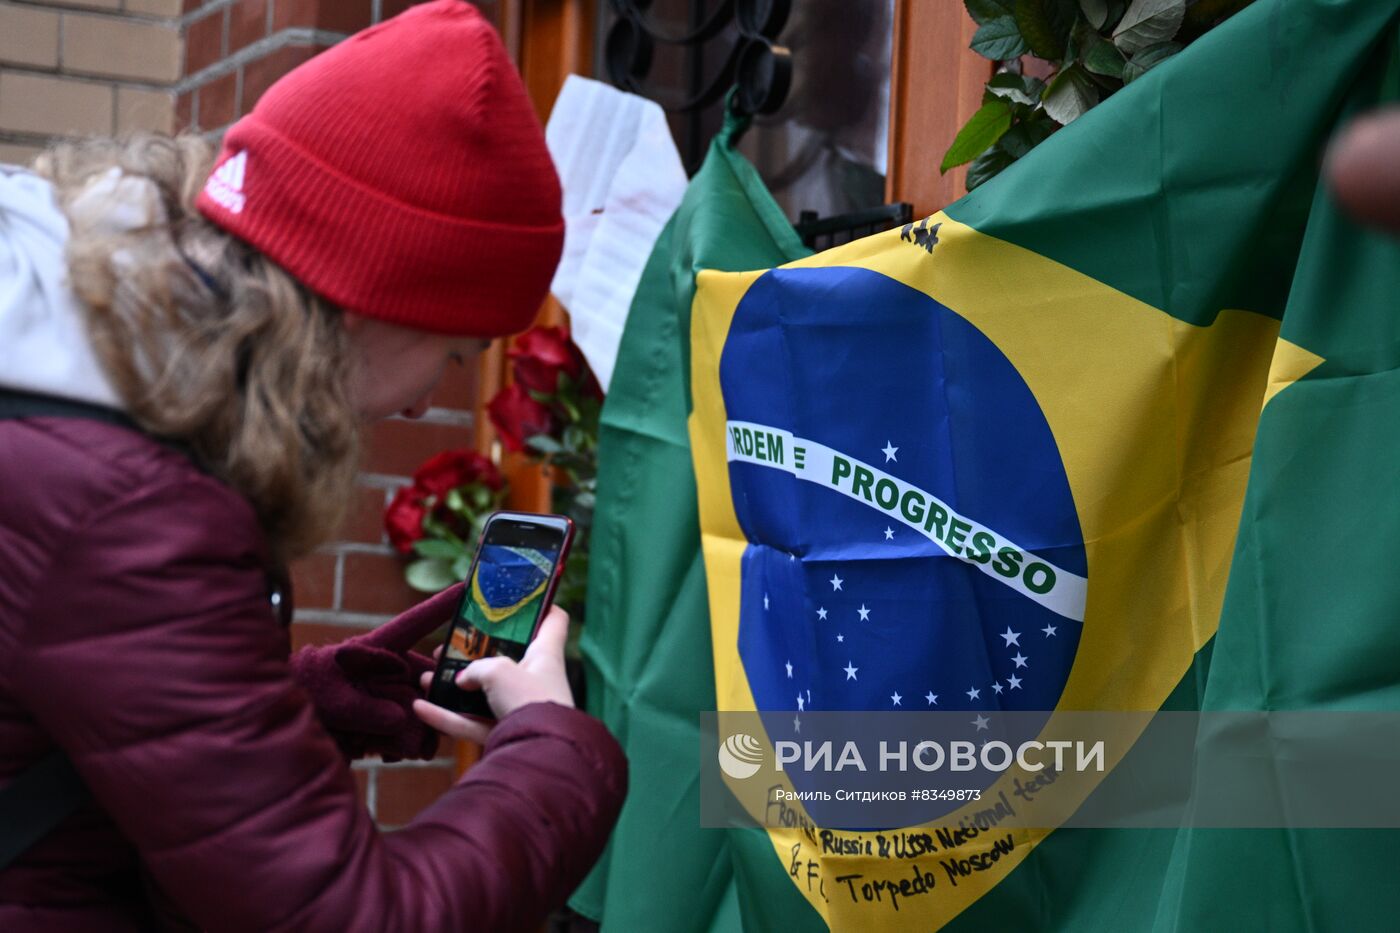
[570,109,811,930]
[939,1,1400,930]
[1151,29,1400,933]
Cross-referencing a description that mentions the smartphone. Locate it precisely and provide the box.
[427,511,574,721]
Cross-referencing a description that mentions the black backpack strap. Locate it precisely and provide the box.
[0,752,87,870]
[0,386,141,431]
[0,386,201,468]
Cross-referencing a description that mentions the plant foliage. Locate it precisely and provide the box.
[945,0,1256,189]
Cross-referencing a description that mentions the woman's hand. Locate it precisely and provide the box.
[412,605,575,745]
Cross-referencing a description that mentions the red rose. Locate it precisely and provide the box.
[508,325,586,396]
[488,382,558,453]
[412,449,504,497]
[384,485,428,555]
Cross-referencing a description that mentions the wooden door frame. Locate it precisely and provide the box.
[885,1,991,218]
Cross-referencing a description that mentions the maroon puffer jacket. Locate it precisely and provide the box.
[0,415,627,931]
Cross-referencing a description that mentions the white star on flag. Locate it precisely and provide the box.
[797,694,805,711]
[1000,627,1020,647]
[785,660,793,678]
[891,692,902,706]
[830,574,843,591]
[1042,624,1058,637]
[1007,674,1023,690]
[973,714,990,731]
[844,662,858,680]
[1012,653,1028,669]
[857,604,871,621]
[925,692,938,705]
[817,607,828,620]
[836,633,844,642]
[992,682,1004,694]
[883,526,894,540]
[793,716,801,732]
[882,441,898,462]
[966,686,980,700]
[763,593,769,610]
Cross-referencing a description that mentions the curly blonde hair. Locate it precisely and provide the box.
[36,133,360,561]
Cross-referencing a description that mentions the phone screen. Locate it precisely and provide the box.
[428,513,571,719]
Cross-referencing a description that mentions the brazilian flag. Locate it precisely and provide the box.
[577,0,1400,929]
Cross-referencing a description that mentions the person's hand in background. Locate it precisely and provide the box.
[1328,105,1400,234]
[413,605,575,745]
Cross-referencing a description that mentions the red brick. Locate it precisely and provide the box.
[240,45,321,112]
[352,768,370,812]
[229,0,269,53]
[175,91,193,131]
[289,551,337,610]
[182,0,204,13]
[364,419,475,478]
[340,552,424,616]
[184,8,225,76]
[375,764,453,825]
[273,0,372,35]
[429,352,481,414]
[340,484,389,545]
[289,620,372,652]
[195,71,238,130]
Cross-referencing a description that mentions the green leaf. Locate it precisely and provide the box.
[965,0,1016,25]
[998,112,1056,158]
[940,99,1013,172]
[451,554,472,580]
[1081,30,1126,77]
[445,488,465,512]
[406,558,457,593]
[985,71,1045,106]
[1079,0,1109,28]
[1014,0,1065,59]
[1041,64,1100,124]
[471,485,492,509]
[412,538,462,560]
[965,144,1017,191]
[1121,39,1182,81]
[1112,0,1184,55]
[526,434,563,455]
[970,16,1029,60]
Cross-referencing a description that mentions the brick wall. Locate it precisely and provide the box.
[0,0,180,165]
[176,0,508,828]
[176,0,501,132]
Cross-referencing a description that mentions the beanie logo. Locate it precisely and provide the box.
[205,151,247,214]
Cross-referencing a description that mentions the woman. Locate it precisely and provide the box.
[0,2,626,930]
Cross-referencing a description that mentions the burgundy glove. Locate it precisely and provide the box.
[291,583,464,762]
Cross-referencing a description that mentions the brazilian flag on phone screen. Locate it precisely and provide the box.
[576,0,1400,929]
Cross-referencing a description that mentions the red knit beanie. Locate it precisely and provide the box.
[195,0,563,338]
